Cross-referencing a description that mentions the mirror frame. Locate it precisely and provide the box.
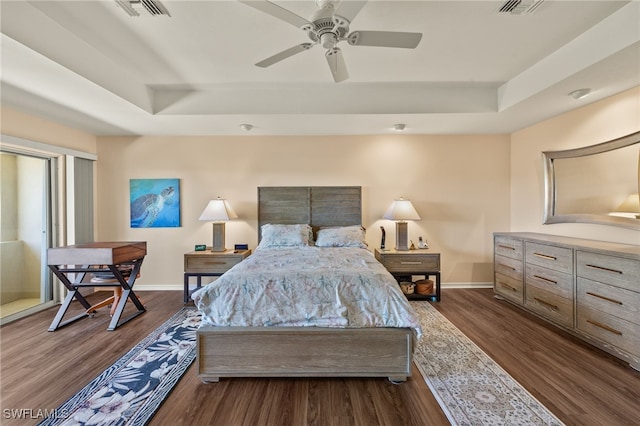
[542,130,640,230]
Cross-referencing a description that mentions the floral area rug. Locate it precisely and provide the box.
[410,301,565,426]
[37,308,201,426]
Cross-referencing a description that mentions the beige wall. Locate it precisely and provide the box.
[3,87,639,291]
[96,134,510,288]
[510,86,640,245]
[1,107,97,154]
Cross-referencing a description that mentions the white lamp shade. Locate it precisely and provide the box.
[614,193,640,213]
[609,193,640,218]
[383,198,421,221]
[199,198,238,222]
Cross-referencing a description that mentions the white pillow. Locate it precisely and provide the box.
[315,225,367,248]
[258,224,312,248]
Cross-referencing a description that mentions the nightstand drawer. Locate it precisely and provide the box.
[380,253,440,273]
[374,248,442,301]
[184,250,250,274]
[183,249,250,303]
[185,256,239,273]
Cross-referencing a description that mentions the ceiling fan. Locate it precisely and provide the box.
[238,0,422,82]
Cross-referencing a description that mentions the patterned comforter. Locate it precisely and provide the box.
[192,246,422,338]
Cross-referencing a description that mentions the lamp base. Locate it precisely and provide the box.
[211,222,226,252]
[395,221,409,251]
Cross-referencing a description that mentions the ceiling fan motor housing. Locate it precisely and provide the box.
[303,2,349,48]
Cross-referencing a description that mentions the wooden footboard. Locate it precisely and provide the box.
[197,326,413,383]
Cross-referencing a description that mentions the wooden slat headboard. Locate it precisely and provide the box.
[257,186,362,240]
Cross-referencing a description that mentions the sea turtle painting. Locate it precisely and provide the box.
[130,179,180,228]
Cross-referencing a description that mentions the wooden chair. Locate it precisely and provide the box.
[87,266,142,317]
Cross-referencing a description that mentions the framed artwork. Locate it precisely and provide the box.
[130,178,180,228]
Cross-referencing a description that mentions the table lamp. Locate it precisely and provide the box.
[199,197,237,252]
[609,193,640,219]
[383,197,421,251]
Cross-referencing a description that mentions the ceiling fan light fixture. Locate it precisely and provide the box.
[569,88,592,100]
[320,32,337,49]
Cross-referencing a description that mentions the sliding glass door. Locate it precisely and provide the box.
[0,151,56,323]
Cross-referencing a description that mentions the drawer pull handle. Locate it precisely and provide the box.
[203,261,227,265]
[586,319,622,336]
[533,274,557,285]
[498,281,516,292]
[585,264,623,275]
[586,291,623,305]
[534,297,558,310]
[400,261,422,265]
[498,244,516,251]
[498,263,516,271]
[533,252,556,261]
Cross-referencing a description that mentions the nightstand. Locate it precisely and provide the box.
[374,248,441,301]
[183,249,251,303]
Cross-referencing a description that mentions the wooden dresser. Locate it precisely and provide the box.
[494,232,640,370]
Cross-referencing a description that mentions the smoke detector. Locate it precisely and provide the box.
[115,0,170,17]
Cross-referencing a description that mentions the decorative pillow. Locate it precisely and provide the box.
[315,225,368,248]
[258,224,312,248]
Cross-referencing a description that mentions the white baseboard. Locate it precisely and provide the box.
[134,284,184,291]
[441,282,494,289]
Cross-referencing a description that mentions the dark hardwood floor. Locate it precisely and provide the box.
[1,289,639,425]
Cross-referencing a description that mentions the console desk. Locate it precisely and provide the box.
[47,241,146,331]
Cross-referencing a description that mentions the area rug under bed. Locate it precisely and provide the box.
[39,303,564,425]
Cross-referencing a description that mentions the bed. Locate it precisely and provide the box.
[193,186,422,383]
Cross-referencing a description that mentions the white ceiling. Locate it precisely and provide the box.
[1,0,639,136]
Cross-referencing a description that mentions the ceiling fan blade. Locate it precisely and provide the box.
[325,47,348,83]
[238,0,310,28]
[256,43,314,68]
[333,0,368,23]
[347,31,422,48]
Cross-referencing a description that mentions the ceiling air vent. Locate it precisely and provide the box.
[498,0,545,15]
[115,0,171,17]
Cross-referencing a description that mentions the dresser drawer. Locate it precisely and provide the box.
[577,305,640,356]
[577,251,640,292]
[495,254,523,280]
[525,285,573,328]
[185,255,242,273]
[380,254,440,273]
[525,264,572,299]
[495,236,523,261]
[494,272,524,304]
[577,277,640,325]
[525,242,573,274]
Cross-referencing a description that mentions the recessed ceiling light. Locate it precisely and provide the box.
[393,123,406,131]
[239,123,253,131]
[568,88,592,100]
